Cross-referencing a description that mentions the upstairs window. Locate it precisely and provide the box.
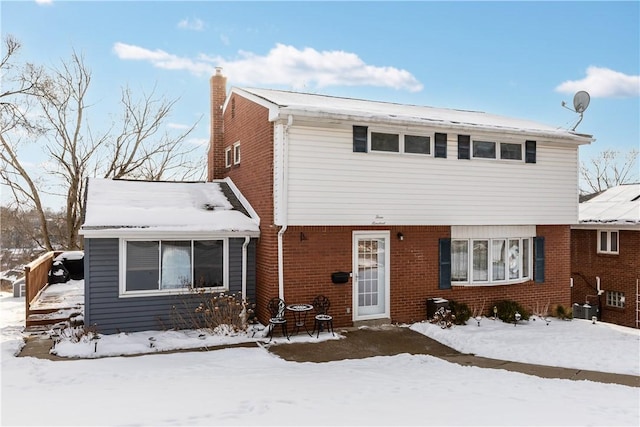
[598,230,619,254]
[225,147,232,168]
[371,132,399,152]
[355,126,432,155]
[233,142,241,165]
[473,140,524,161]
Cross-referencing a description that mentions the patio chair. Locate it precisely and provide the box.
[267,297,289,342]
[312,295,334,338]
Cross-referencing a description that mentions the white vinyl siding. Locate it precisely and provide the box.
[278,125,579,226]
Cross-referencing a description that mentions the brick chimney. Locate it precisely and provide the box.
[207,67,227,181]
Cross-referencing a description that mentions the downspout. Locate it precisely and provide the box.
[276,114,293,300]
[241,236,250,301]
[278,225,287,299]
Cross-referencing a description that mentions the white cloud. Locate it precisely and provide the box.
[35,0,53,5]
[555,66,640,98]
[113,42,423,92]
[177,18,205,31]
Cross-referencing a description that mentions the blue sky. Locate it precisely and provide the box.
[2,0,639,208]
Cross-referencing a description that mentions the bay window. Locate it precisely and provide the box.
[452,237,532,285]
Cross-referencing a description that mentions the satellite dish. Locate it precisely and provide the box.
[573,91,590,114]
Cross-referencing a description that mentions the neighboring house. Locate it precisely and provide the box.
[571,184,640,328]
[207,68,594,328]
[79,178,260,334]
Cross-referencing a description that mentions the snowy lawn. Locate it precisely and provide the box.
[1,291,639,426]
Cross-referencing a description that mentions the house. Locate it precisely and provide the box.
[207,68,594,328]
[571,184,640,328]
[79,178,260,334]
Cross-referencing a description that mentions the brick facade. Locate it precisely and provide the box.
[209,74,578,328]
[571,228,639,328]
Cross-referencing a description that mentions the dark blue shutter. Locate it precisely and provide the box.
[458,135,470,159]
[353,126,368,153]
[534,236,545,283]
[435,133,447,158]
[439,238,451,289]
[525,140,536,163]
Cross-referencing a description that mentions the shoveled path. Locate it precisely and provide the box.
[267,325,640,388]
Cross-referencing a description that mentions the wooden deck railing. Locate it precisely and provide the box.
[24,251,62,318]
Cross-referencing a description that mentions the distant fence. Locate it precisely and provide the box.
[24,251,62,317]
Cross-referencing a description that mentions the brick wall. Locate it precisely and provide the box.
[278,224,572,328]
[216,91,278,322]
[571,228,639,328]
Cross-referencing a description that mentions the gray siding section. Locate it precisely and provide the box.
[84,237,258,335]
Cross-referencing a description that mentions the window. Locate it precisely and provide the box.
[473,140,524,161]
[124,239,225,294]
[233,142,241,165]
[500,143,522,160]
[225,147,232,168]
[598,230,619,254]
[473,141,496,159]
[606,291,625,308]
[371,132,399,152]
[405,135,430,154]
[451,237,533,284]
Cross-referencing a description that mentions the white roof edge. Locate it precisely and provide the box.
[273,108,593,144]
[80,229,261,238]
[233,87,593,144]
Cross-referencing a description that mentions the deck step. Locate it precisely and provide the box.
[26,306,83,328]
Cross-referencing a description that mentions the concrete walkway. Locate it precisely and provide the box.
[18,326,639,388]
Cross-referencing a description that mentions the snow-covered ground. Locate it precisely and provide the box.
[1,291,639,426]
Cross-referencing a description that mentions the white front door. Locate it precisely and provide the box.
[353,231,390,321]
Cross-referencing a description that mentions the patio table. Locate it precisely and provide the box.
[286,303,313,336]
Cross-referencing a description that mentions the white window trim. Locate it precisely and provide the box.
[224,146,232,168]
[119,237,229,298]
[597,230,619,254]
[233,141,241,165]
[368,129,432,156]
[451,236,533,286]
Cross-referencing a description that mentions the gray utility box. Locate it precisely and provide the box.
[426,298,450,319]
[572,303,599,320]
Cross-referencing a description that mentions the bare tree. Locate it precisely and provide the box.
[580,148,639,195]
[0,35,204,250]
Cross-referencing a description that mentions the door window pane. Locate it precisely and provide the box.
[161,241,191,289]
[126,241,159,291]
[472,240,489,281]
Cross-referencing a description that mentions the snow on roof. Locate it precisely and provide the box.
[236,87,593,143]
[579,184,640,225]
[81,178,260,235]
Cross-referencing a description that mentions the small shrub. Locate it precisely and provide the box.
[494,300,530,323]
[448,300,471,325]
[554,304,573,320]
[170,289,254,334]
